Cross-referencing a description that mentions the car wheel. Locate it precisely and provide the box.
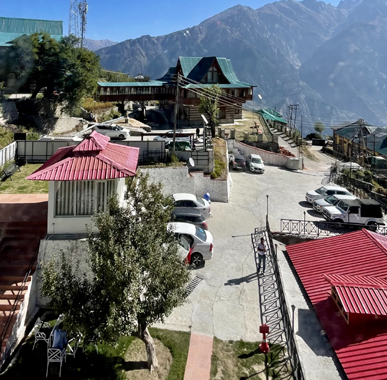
[249,165,254,172]
[367,222,377,232]
[190,253,204,268]
[119,134,125,140]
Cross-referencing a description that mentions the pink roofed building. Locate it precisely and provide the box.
[27,131,139,234]
[286,229,387,380]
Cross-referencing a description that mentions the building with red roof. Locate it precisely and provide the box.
[27,131,139,234]
[286,229,387,380]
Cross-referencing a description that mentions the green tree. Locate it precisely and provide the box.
[199,84,222,138]
[41,172,190,372]
[2,33,100,114]
[314,121,325,137]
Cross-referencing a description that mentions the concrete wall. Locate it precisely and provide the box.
[36,239,91,307]
[140,166,230,202]
[230,140,289,167]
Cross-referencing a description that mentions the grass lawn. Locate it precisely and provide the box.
[0,164,48,194]
[0,327,190,380]
[210,339,289,380]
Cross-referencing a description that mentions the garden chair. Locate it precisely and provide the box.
[32,318,51,350]
[46,347,66,377]
[66,333,83,358]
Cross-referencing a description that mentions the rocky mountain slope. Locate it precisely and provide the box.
[95,0,386,132]
[84,38,117,51]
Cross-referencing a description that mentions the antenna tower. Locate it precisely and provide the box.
[68,0,88,47]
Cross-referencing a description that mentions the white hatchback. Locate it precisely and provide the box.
[168,222,214,267]
[172,193,211,218]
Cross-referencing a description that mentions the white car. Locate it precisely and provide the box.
[313,194,357,213]
[168,222,214,267]
[153,130,188,142]
[172,193,211,218]
[305,185,351,204]
[90,124,130,140]
[246,154,265,173]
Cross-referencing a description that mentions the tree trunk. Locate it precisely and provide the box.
[211,122,216,138]
[138,323,159,373]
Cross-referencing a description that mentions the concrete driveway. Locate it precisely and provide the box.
[155,165,329,342]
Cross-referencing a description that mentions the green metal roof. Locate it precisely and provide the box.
[258,109,286,124]
[98,81,165,87]
[178,57,202,77]
[0,17,63,46]
[177,56,254,87]
[183,83,251,89]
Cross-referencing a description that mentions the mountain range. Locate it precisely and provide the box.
[93,0,387,134]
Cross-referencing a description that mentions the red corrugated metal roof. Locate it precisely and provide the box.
[325,274,387,316]
[286,229,387,380]
[27,131,139,181]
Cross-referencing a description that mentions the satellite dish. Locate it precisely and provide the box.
[188,158,195,167]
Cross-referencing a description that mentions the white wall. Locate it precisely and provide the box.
[231,140,289,167]
[47,178,125,235]
[0,142,16,167]
[140,166,231,202]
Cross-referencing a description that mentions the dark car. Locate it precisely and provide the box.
[231,155,246,170]
[171,209,208,230]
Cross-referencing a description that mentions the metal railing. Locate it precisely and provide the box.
[252,218,305,380]
[280,219,387,237]
[0,243,41,369]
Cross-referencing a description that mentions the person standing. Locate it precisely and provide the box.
[196,127,200,139]
[257,237,267,274]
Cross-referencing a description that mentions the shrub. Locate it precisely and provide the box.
[211,159,225,179]
[81,98,114,112]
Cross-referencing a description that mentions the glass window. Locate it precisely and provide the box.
[315,187,324,195]
[196,197,205,206]
[55,181,75,216]
[207,67,218,83]
[195,227,207,242]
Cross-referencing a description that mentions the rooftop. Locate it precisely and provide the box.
[286,229,387,380]
[27,132,139,181]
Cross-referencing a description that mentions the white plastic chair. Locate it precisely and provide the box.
[46,347,66,377]
[32,318,51,350]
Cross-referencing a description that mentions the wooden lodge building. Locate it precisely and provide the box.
[97,56,255,127]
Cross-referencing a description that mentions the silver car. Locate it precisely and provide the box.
[313,194,357,213]
[172,193,211,218]
[91,124,130,140]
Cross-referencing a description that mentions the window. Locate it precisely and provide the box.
[100,87,105,95]
[207,67,218,83]
[55,180,116,216]
[125,87,129,94]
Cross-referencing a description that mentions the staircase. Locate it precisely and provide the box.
[0,221,47,356]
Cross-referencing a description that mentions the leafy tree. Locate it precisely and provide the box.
[314,121,325,137]
[2,33,100,114]
[199,84,222,138]
[41,172,190,372]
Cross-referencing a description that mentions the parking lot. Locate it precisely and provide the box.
[154,165,330,342]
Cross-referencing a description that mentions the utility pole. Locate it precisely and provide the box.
[293,104,299,129]
[172,73,180,156]
[299,114,303,159]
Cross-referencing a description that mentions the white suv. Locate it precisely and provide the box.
[91,124,130,140]
[305,185,351,204]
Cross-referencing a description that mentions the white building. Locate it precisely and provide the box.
[27,131,139,235]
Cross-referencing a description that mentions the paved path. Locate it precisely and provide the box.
[183,333,213,380]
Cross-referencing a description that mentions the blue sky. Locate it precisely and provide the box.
[3,0,341,42]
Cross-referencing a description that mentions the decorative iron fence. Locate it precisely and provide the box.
[252,219,305,380]
[280,219,387,237]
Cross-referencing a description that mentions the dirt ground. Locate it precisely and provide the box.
[124,338,172,380]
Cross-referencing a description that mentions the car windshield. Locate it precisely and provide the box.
[196,197,205,206]
[251,157,262,164]
[235,157,245,163]
[326,196,337,205]
[315,187,325,194]
[337,201,349,212]
[195,226,207,242]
